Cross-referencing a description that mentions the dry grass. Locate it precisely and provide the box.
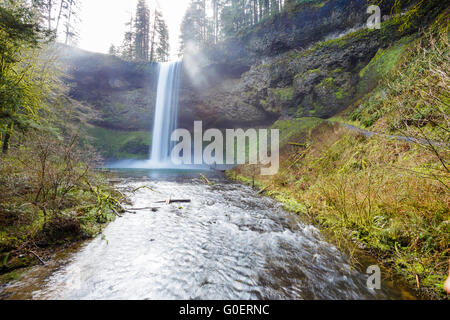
[232,122,449,299]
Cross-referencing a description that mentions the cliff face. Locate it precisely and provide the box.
[177,0,407,127]
[179,0,446,128]
[60,0,444,159]
[201,0,395,69]
[59,0,404,133]
[59,47,158,131]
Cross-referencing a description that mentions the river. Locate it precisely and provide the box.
[0,170,415,300]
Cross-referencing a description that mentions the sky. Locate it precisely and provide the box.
[76,0,191,59]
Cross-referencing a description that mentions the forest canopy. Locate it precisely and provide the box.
[112,0,170,62]
[0,0,58,153]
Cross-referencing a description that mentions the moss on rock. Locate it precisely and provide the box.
[85,125,151,160]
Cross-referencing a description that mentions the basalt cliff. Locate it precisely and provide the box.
[60,0,446,159]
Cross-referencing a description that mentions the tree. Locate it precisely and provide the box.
[31,0,80,42]
[179,1,206,55]
[30,0,57,31]
[155,11,170,62]
[63,0,79,45]
[0,0,57,153]
[108,44,117,56]
[120,14,135,60]
[118,3,170,63]
[149,8,159,62]
[134,0,150,61]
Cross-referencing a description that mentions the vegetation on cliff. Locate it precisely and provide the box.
[0,0,124,283]
[85,125,151,160]
[230,8,449,299]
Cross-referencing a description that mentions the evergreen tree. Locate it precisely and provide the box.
[108,44,117,56]
[155,12,170,62]
[120,14,135,61]
[31,0,80,42]
[149,9,157,62]
[134,0,150,61]
[179,1,207,55]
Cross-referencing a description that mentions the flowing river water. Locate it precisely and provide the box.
[0,170,416,300]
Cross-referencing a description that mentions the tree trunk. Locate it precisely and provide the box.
[254,0,258,24]
[47,0,52,31]
[2,123,13,154]
[64,0,73,45]
[150,9,158,62]
[2,131,10,154]
[55,0,65,33]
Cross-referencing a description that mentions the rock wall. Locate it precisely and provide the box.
[59,46,158,131]
[180,0,443,126]
[58,0,444,158]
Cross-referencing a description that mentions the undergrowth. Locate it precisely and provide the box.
[230,17,449,299]
[0,131,125,282]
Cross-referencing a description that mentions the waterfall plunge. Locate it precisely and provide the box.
[106,61,212,171]
[150,61,182,164]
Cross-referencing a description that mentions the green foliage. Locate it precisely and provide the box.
[86,125,151,160]
[273,86,294,101]
[179,0,325,53]
[232,122,449,299]
[116,2,169,62]
[230,12,450,296]
[154,10,170,62]
[357,36,413,95]
[272,117,323,147]
[0,132,123,278]
[0,0,57,152]
[351,18,449,146]
[134,0,151,61]
[0,2,123,283]
[372,0,427,33]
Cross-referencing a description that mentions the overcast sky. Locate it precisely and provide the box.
[76,0,191,59]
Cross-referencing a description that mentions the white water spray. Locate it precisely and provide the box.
[107,61,185,169]
[150,61,182,164]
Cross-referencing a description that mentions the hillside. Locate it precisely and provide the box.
[230,5,449,299]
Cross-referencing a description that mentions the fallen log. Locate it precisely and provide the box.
[127,207,161,211]
[29,250,46,266]
[111,207,123,218]
[288,142,307,147]
[154,199,191,204]
[200,173,213,185]
[257,186,269,195]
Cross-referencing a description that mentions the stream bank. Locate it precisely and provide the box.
[229,119,449,300]
[0,170,416,300]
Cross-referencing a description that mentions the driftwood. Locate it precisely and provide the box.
[127,207,161,211]
[155,199,191,204]
[288,142,307,147]
[111,207,123,218]
[200,174,213,185]
[30,250,46,265]
[257,186,269,195]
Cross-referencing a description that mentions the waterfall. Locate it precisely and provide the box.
[150,61,182,164]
